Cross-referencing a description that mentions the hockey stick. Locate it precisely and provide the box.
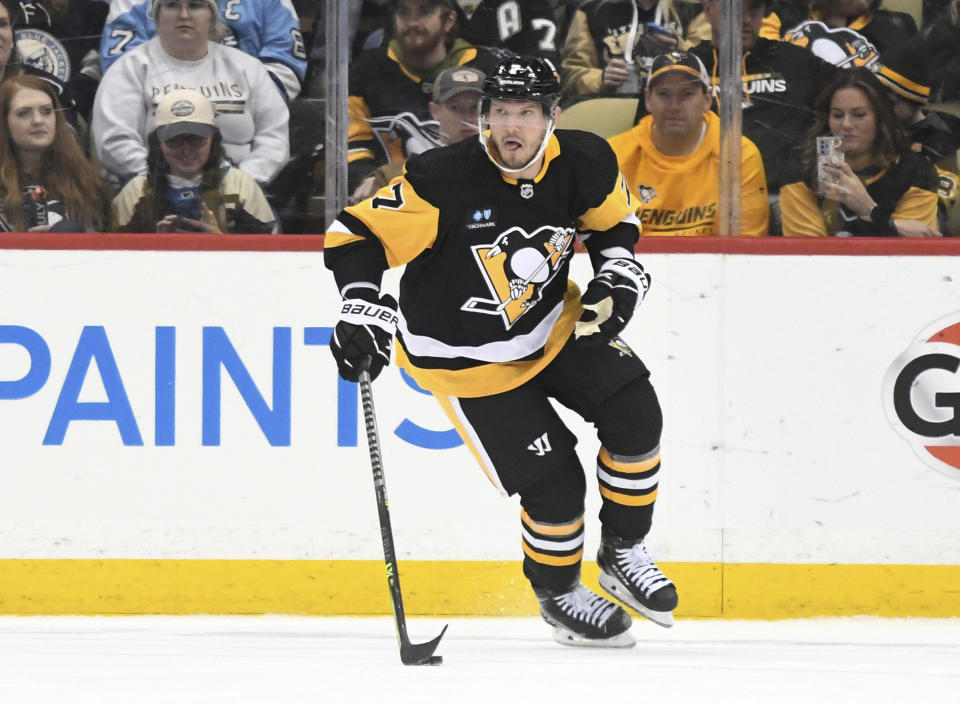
[358,361,447,666]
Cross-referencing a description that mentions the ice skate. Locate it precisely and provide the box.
[534,582,636,648]
[597,531,678,628]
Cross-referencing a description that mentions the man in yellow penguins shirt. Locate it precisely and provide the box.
[608,51,770,236]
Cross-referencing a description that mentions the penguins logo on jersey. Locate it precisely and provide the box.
[366,112,443,161]
[636,185,658,204]
[462,225,574,328]
[783,20,879,70]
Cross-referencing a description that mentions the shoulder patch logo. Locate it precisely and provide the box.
[461,225,574,328]
[783,20,879,70]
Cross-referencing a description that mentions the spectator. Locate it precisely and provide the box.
[874,38,960,236]
[608,51,769,236]
[91,0,290,187]
[0,74,111,231]
[112,89,277,233]
[774,0,917,69]
[350,64,484,203]
[100,0,306,101]
[6,0,109,122]
[455,0,569,66]
[560,0,705,99]
[780,68,940,237]
[692,0,836,233]
[924,0,960,103]
[347,0,493,193]
[0,0,79,128]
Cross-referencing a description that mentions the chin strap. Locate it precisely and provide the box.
[478,119,557,175]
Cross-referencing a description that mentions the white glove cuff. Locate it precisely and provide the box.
[340,299,399,335]
[599,258,650,299]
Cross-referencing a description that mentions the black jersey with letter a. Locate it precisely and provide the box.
[325,129,638,398]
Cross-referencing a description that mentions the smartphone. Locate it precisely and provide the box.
[817,136,844,192]
[21,185,48,228]
[644,22,675,38]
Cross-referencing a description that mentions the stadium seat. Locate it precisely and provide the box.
[557,97,640,139]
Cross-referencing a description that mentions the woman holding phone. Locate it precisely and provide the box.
[780,68,941,237]
[0,75,111,232]
[112,89,277,234]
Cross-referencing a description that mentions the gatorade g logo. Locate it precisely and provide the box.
[883,313,960,481]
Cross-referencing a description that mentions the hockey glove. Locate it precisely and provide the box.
[330,291,399,382]
[574,258,650,345]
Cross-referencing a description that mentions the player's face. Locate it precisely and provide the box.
[645,73,711,139]
[156,0,214,44]
[485,99,551,170]
[7,88,56,157]
[0,5,13,69]
[828,87,877,159]
[703,0,765,50]
[393,0,455,57]
[161,133,212,179]
[429,91,480,144]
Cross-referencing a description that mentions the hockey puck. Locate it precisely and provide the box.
[425,656,443,665]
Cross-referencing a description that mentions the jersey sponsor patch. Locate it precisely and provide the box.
[461,225,574,328]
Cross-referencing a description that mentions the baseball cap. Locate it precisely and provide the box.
[154,89,216,141]
[875,37,932,105]
[647,51,711,90]
[433,66,485,102]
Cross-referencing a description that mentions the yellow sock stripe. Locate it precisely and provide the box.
[599,447,660,474]
[599,485,658,506]
[520,509,584,536]
[521,543,584,566]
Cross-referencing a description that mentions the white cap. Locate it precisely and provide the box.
[154,89,216,141]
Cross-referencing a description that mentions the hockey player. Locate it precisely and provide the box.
[326,53,678,648]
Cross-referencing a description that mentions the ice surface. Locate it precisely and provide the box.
[0,615,957,704]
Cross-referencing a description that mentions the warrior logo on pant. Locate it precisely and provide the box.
[461,225,574,328]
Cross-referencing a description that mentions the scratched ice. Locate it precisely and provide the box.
[0,615,957,704]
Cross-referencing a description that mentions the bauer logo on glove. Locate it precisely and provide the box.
[331,292,399,382]
[574,258,650,344]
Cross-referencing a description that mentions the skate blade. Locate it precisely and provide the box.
[551,626,636,648]
[599,573,675,628]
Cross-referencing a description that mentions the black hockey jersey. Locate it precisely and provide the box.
[690,38,837,192]
[456,0,566,65]
[780,150,940,236]
[347,39,494,191]
[325,129,639,397]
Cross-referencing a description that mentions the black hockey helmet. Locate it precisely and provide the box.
[481,53,561,112]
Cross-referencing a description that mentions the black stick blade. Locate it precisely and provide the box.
[399,624,448,666]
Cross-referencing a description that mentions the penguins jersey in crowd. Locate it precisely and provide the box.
[325,129,640,398]
[690,38,836,192]
[561,0,703,96]
[10,0,108,117]
[780,151,940,237]
[99,0,307,100]
[455,0,566,65]
[347,39,493,190]
[762,0,918,70]
[608,111,769,236]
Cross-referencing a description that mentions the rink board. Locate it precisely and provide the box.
[1,234,959,617]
